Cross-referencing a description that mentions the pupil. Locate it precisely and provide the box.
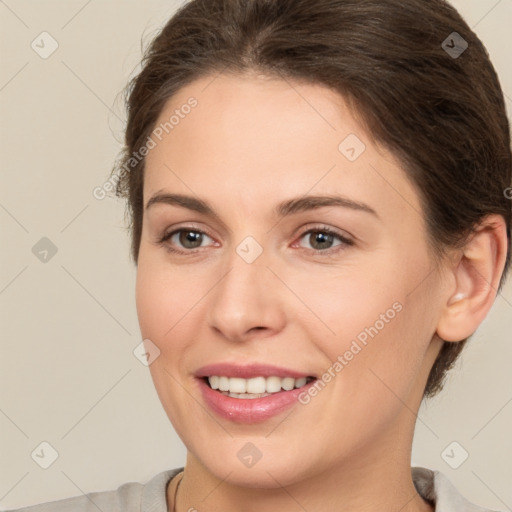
[180,231,202,248]
[312,231,333,249]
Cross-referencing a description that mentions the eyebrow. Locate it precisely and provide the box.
[145,192,379,219]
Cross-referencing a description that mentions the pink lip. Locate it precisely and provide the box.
[195,362,314,379]
[197,377,317,424]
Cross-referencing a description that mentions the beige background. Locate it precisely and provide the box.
[0,0,511,509]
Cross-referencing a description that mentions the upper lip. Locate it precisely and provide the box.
[195,363,316,379]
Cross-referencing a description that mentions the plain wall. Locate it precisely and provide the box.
[1,0,511,509]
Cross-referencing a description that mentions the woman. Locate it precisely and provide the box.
[11,0,510,510]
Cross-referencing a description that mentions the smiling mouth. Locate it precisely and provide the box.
[203,375,316,399]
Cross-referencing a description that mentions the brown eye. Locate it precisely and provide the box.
[160,229,214,252]
[306,231,336,250]
[177,230,204,249]
[297,227,352,253]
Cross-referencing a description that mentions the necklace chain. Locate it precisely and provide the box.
[172,471,184,512]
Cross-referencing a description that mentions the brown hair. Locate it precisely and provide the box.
[113,0,511,397]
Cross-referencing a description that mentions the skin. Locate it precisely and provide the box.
[135,72,507,512]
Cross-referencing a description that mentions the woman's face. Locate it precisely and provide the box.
[136,73,447,487]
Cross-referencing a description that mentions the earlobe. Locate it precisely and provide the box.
[436,214,508,343]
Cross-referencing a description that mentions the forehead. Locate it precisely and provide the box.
[143,72,421,220]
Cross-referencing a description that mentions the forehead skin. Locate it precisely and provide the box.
[143,72,424,243]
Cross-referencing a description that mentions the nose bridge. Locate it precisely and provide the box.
[207,242,285,341]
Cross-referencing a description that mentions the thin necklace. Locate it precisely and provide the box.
[172,471,184,512]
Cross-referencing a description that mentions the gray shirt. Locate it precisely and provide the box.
[7,467,502,511]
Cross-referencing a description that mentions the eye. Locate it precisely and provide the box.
[159,228,214,253]
[157,225,353,256]
[295,226,353,254]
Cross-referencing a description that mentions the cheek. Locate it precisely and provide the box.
[292,261,402,348]
[135,255,196,428]
[135,249,204,343]
[304,250,437,399]
[135,261,167,340]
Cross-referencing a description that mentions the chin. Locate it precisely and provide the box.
[186,434,321,489]
[206,458,308,488]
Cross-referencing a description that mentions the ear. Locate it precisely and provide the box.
[436,214,508,342]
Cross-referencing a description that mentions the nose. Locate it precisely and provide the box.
[207,249,287,343]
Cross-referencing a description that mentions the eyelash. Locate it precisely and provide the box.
[157,225,354,257]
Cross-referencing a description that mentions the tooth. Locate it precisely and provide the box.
[210,375,312,395]
[229,377,247,393]
[281,377,295,391]
[266,376,282,393]
[294,377,307,388]
[218,376,230,391]
[246,376,266,394]
[225,391,270,399]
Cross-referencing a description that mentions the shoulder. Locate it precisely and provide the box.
[412,467,504,512]
[6,468,183,512]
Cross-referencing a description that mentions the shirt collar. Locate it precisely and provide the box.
[412,467,498,511]
[140,466,497,512]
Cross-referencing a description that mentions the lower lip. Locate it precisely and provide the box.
[197,378,316,424]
